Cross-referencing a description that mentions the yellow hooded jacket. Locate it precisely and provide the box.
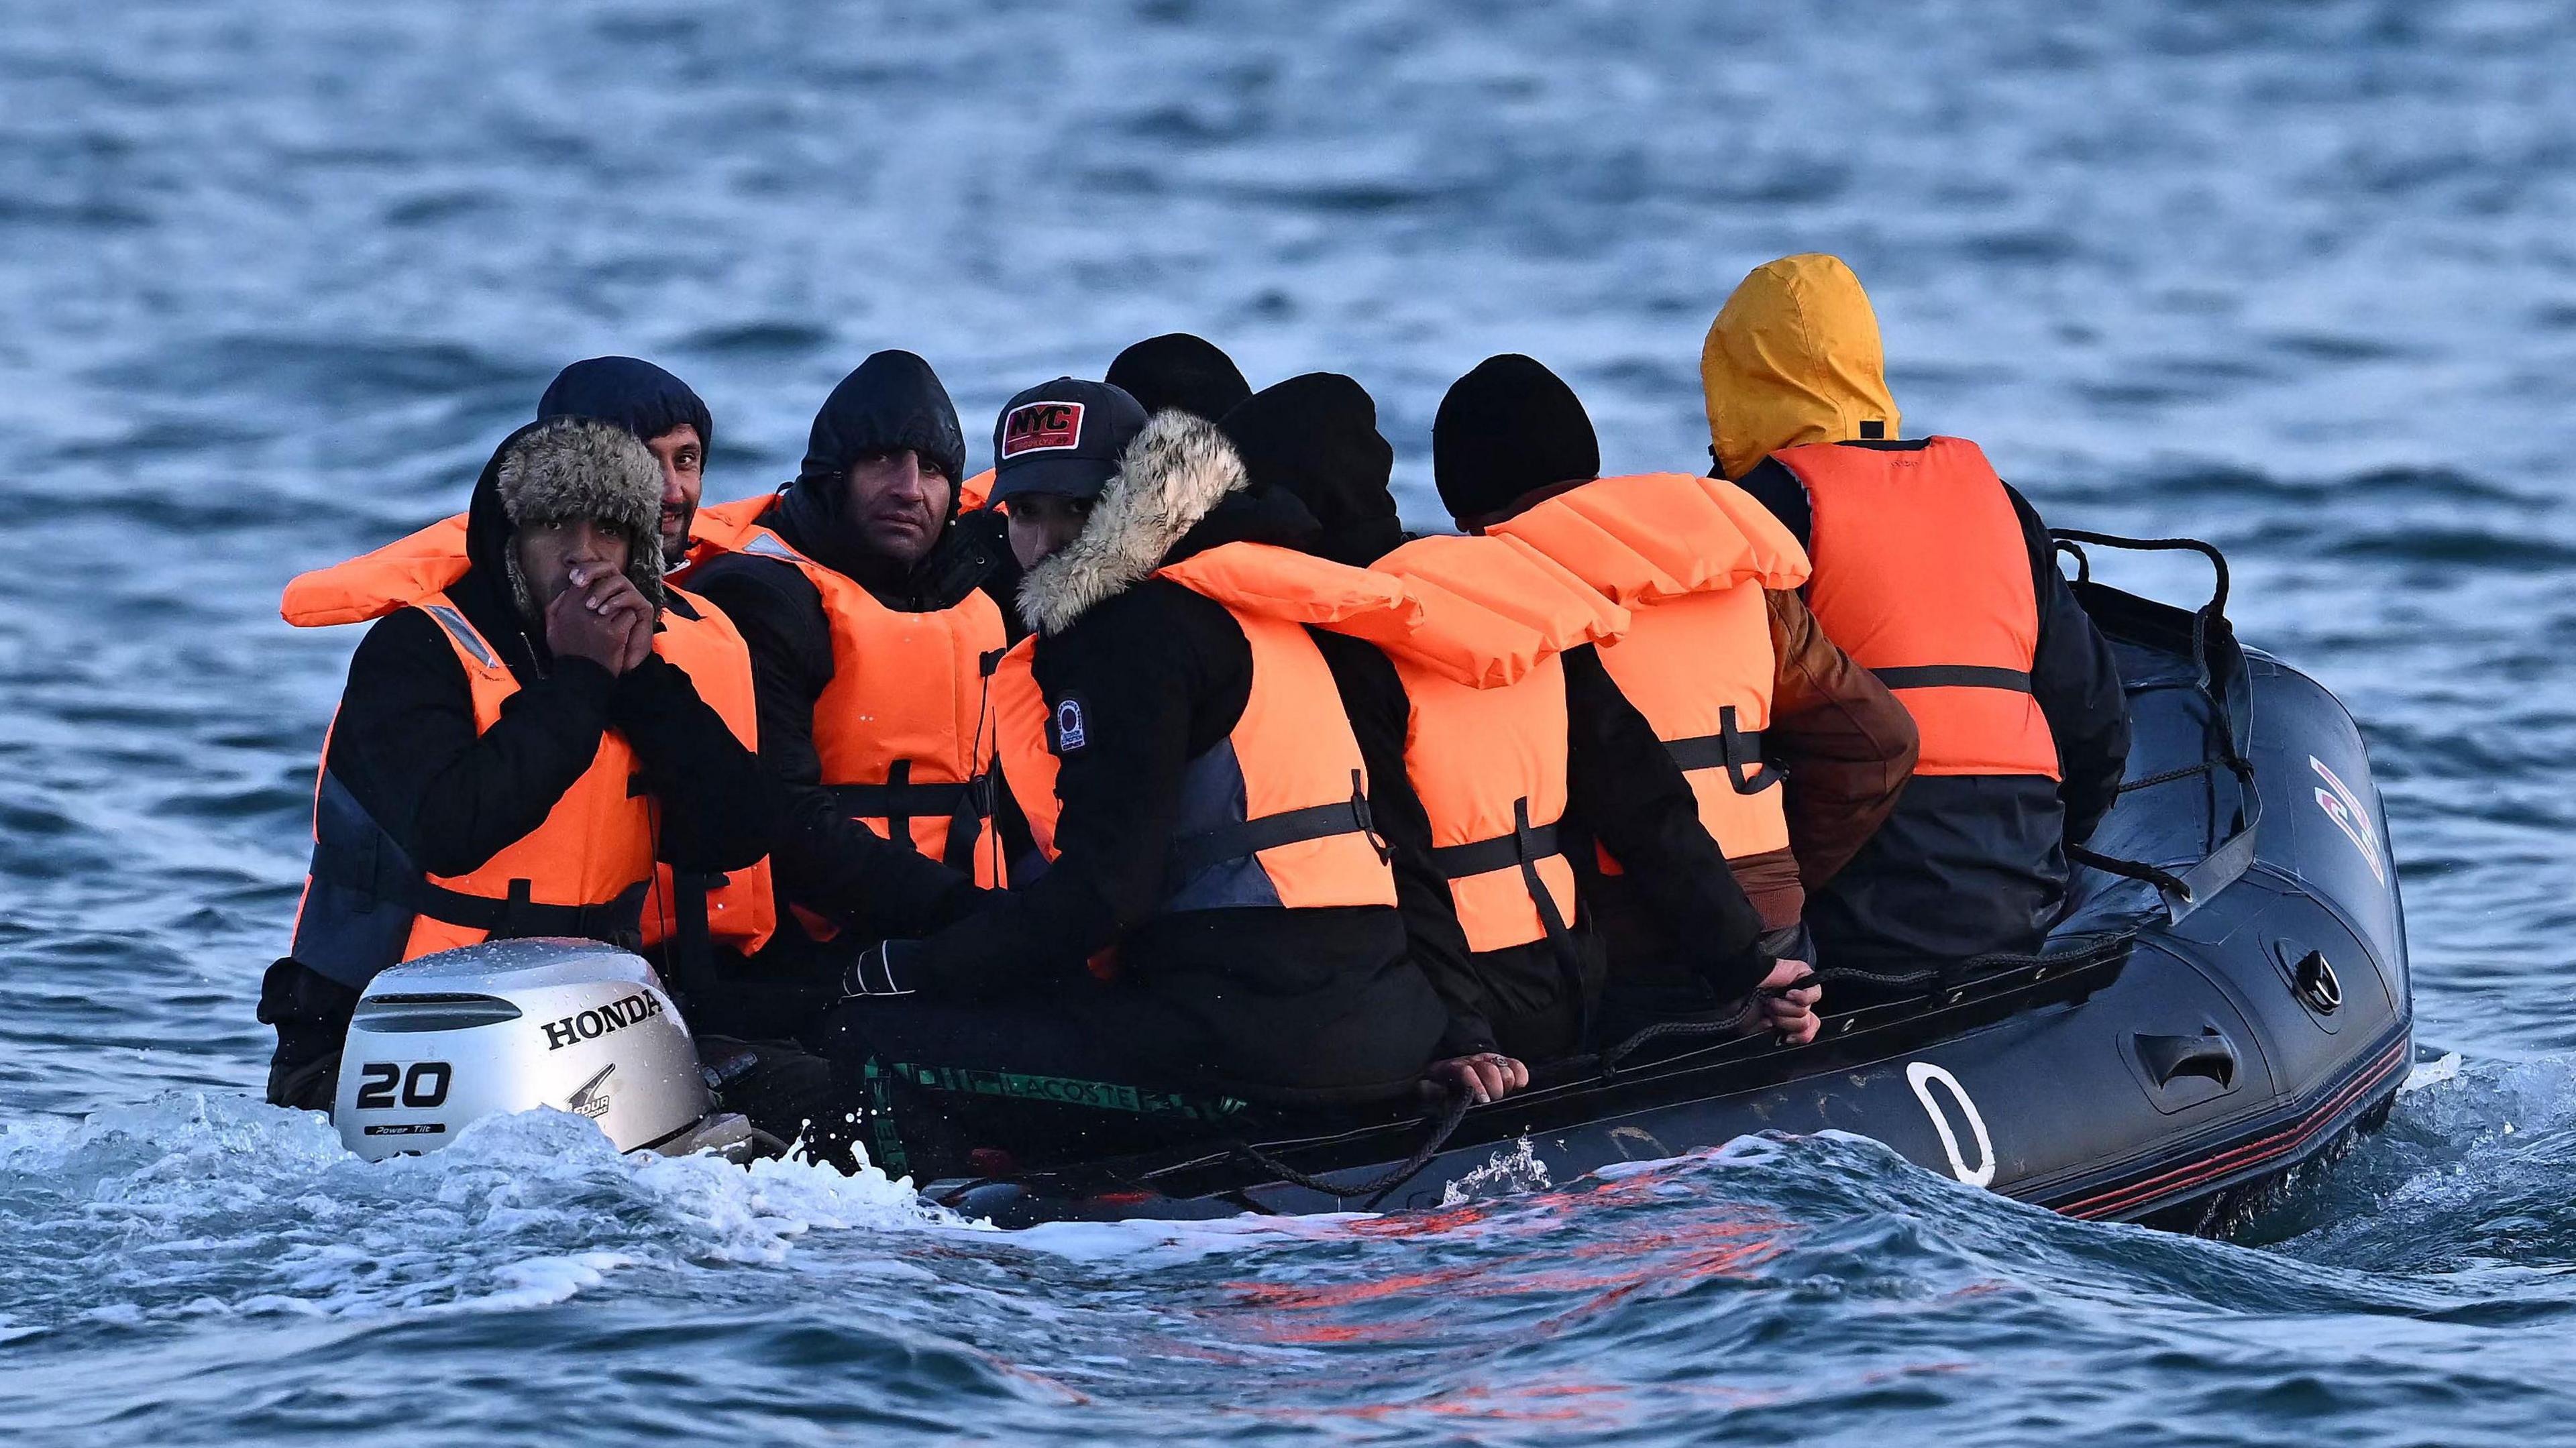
[1701,254,1901,482]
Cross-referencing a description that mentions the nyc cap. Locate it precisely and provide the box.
[989,378,1149,504]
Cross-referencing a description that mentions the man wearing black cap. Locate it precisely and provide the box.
[987,378,1150,571]
[681,352,1006,1041]
[1104,333,1253,423]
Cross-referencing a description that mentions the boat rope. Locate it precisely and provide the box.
[1223,1086,1474,1202]
[2114,761,2215,794]
[2068,844,2196,899]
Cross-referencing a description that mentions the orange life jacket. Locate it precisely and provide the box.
[996,543,1415,918]
[688,498,1008,905]
[1773,438,2058,779]
[1366,534,1626,953]
[957,468,995,513]
[1487,474,1808,865]
[632,596,780,959]
[282,519,780,965]
[289,591,657,987]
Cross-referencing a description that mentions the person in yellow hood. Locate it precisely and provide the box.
[1704,254,2130,972]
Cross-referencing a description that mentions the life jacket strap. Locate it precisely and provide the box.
[1871,665,2033,692]
[1424,799,1589,1035]
[1167,770,1379,883]
[828,766,996,873]
[827,773,994,822]
[1429,819,1564,879]
[308,839,649,948]
[667,871,720,981]
[1662,705,1778,795]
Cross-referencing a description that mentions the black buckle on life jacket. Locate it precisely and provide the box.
[1662,706,1779,795]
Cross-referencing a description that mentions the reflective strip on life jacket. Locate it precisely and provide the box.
[1778,437,2059,779]
[290,591,657,988]
[1489,474,1798,862]
[692,497,1008,897]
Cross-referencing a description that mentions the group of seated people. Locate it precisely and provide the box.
[258,252,2131,1178]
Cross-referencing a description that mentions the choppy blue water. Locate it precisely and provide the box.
[4,1,2573,1441]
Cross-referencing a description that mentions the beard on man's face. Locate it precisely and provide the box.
[659,503,694,568]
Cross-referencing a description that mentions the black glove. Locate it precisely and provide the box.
[842,940,923,999]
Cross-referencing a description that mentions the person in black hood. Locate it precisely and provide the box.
[537,356,714,570]
[766,349,971,599]
[682,352,1001,1040]
[1105,333,1253,423]
[823,408,1489,1178]
[260,418,778,1110]
[1220,376,1811,1061]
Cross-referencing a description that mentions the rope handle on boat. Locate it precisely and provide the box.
[1223,1085,1474,1203]
[2048,528,2231,621]
[2047,527,2261,919]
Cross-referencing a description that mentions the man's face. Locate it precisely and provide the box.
[1006,492,1094,570]
[644,424,704,567]
[845,449,953,568]
[515,517,633,614]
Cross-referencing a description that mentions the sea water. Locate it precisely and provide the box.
[5,3,2575,1441]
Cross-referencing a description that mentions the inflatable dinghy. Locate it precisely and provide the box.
[330,533,2410,1237]
[924,533,2414,1232]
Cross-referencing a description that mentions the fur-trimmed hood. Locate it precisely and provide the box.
[1017,410,1259,636]
[467,416,669,622]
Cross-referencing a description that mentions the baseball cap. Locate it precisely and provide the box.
[989,378,1150,504]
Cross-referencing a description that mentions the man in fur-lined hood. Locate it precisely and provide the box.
[822,402,1481,1178]
[259,418,777,1113]
[470,415,669,629]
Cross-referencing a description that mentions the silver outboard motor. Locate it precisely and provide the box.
[335,938,755,1162]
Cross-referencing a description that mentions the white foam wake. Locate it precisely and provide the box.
[0,1091,956,1340]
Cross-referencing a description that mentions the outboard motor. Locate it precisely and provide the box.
[335,938,755,1162]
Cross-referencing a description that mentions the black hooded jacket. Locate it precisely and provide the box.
[262,424,776,1106]
[684,355,995,972]
[314,425,777,889]
[908,477,1452,1095]
[1221,376,1775,1058]
[1737,441,2131,964]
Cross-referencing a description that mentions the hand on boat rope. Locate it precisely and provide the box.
[1755,958,1823,1046]
[1424,1052,1529,1106]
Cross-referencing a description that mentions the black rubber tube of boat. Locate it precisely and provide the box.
[1226,1087,1475,1203]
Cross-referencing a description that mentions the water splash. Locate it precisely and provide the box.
[0,1093,947,1343]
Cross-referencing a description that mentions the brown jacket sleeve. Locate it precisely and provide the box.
[1766,589,1919,891]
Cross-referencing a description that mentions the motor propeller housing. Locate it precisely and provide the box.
[333,939,715,1162]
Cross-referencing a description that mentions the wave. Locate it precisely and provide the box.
[0,1093,953,1347]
